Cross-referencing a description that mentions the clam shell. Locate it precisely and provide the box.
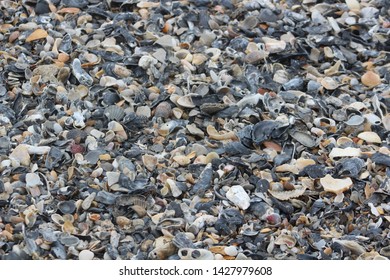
[357,131,381,144]
[361,71,381,87]
[58,201,76,214]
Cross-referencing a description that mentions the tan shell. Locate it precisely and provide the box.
[357,131,381,143]
[207,125,236,140]
[26,29,48,42]
[361,71,381,87]
[320,174,353,194]
[142,154,157,171]
[172,155,191,166]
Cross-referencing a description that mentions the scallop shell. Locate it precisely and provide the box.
[104,105,125,121]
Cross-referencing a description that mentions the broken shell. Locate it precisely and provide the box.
[320,175,353,194]
[275,234,297,249]
[268,185,306,201]
[26,29,48,42]
[207,125,236,140]
[226,185,250,210]
[177,95,196,108]
[357,131,381,144]
[142,155,157,172]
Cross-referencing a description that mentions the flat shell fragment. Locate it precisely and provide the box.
[268,185,306,201]
[226,185,250,210]
[320,174,353,194]
[262,37,286,53]
[357,132,381,143]
[26,29,48,42]
[329,147,362,159]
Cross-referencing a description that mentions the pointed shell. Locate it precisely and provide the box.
[26,29,48,42]
[320,174,353,194]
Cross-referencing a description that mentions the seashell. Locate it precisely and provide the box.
[226,185,250,210]
[346,0,360,11]
[329,147,362,159]
[106,171,120,186]
[157,218,185,230]
[321,77,339,90]
[333,239,365,255]
[290,131,316,148]
[171,107,183,119]
[165,179,183,197]
[116,216,131,228]
[262,37,286,53]
[320,174,353,194]
[178,248,214,260]
[335,158,365,178]
[148,242,177,260]
[172,155,191,166]
[79,250,94,260]
[361,71,381,87]
[177,95,195,108]
[158,120,188,136]
[186,124,204,138]
[336,136,354,147]
[72,58,93,86]
[357,131,381,144]
[207,125,236,141]
[364,113,381,125]
[371,152,390,167]
[241,16,259,29]
[154,102,172,118]
[142,154,157,171]
[275,234,297,249]
[58,201,76,214]
[173,232,194,249]
[104,105,125,121]
[26,29,48,42]
[26,173,43,188]
[59,233,80,247]
[268,185,306,201]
